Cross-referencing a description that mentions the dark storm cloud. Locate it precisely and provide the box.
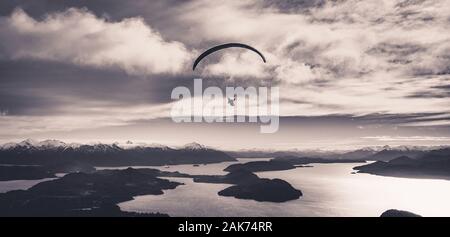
[366,40,450,77]
[0,0,187,21]
[0,59,193,115]
[433,85,450,90]
[269,113,450,128]
[395,0,426,8]
[0,90,64,115]
[280,98,344,110]
[412,65,450,77]
[407,82,450,99]
[353,113,450,125]
[260,0,326,13]
[367,42,425,58]
[407,90,450,99]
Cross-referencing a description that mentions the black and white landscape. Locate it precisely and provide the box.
[0,0,449,217]
[0,139,448,217]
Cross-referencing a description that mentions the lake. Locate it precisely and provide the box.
[117,158,450,217]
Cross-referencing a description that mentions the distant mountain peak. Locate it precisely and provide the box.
[18,138,39,147]
[0,139,40,150]
[359,147,376,152]
[183,142,206,150]
[39,139,67,148]
[146,143,170,149]
[0,139,206,152]
[382,145,392,150]
[117,141,169,150]
[0,139,83,150]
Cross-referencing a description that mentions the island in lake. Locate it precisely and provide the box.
[225,156,364,173]
[218,178,303,202]
[0,168,183,217]
[193,168,303,202]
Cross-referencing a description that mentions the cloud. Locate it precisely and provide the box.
[201,51,269,79]
[170,0,450,118]
[178,0,450,79]
[0,8,193,75]
[362,136,450,142]
[0,102,174,137]
[0,0,449,145]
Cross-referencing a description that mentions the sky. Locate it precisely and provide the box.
[0,0,449,149]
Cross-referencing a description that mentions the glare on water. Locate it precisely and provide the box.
[118,159,450,217]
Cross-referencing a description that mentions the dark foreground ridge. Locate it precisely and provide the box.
[353,148,450,179]
[380,209,422,217]
[0,165,56,181]
[0,168,183,217]
[0,162,96,181]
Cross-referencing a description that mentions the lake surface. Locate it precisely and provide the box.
[118,158,450,217]
[0,173,65,193]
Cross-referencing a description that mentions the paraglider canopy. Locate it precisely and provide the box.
[192,43,266,71]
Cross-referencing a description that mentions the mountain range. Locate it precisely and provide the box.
[0,139,234,167]
[227,145,448,161]
[354,147,450,179]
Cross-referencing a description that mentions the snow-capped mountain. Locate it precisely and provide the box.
[14,138,39,148]
[182,142,207,150]
[338,147,379,160]
[0,139,234,166]
[0,139,81,150]
[0,139,175,151]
